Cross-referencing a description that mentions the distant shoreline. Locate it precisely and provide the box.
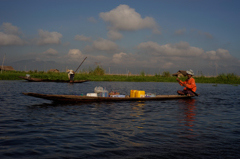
[0,71,239,84]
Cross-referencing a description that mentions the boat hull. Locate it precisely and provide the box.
[23,92,192,103]
[19,76,89,83]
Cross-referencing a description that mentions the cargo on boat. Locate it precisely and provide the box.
[18,76,89,83]
[22,92,193,103]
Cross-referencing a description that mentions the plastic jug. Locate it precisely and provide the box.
[130,90,138,97]
[135,90,145,98]
[94,86,104,93]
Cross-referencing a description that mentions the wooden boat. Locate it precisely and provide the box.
[18,76,89,83]
[22,92,193,103]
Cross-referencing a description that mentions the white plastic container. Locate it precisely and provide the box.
[94,86,104,93]
[95,86,109,97]
[97,90,109,97]
[86,93,97,97]
[145,93,156,97]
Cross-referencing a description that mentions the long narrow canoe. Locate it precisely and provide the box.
[23,92,192,102]
[19,76,89,83]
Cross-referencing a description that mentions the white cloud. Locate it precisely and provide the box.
[191,29,213,39]
[107,30,123,40]
[74,35,92,42]
[99,4,160,40]
[135,41,240,74]
[204,50,219,60]
[87,17,97,23]
[0,32,25,46]
[174,28,186,35]
[112,52,127,64]
[0,22,22,35]
[0,23,25,46]
[216,49,231,59]
[204,49,232,60]
[92,38,118,51]
[88,55,110,63]
[162,62,174,69]
[84,38,118,53]
[137,41,204,57]
[112,52,137,65]
[43,48,58,56]
[35,57,42,61]
[37,29,62,45]
[65,49,84,62]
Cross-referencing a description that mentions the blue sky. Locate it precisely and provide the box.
[1,0,240,75]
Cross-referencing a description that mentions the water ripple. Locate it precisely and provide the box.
[0,81,240,158]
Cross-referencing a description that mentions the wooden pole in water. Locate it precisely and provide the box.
[75,57,87,73]
[1,54,6,74]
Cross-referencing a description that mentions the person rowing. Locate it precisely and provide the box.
[67,69,75,82]
[66,57,87,83]
[176,69,197,96]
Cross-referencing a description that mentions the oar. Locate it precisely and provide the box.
[178,80,198,96]
[75,57,87,73]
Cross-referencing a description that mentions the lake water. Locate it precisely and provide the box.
[0,80,240,159]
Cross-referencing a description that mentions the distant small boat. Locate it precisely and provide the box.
[22,92,193,103]
[18,76,89,83]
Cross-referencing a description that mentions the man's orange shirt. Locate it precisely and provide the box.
[179,78,197,92]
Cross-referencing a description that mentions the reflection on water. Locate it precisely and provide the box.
[1,81,240,158]
[130,102,146,129]
[179,99,196,129]
[131,102,146,116]
[177,98,197,140]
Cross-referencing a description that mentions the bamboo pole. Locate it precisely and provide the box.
[1,54,6,74]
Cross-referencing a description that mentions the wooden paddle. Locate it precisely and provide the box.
[75,57,87,73]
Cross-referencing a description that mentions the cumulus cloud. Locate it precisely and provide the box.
[0,23,25,46]
[87,55,110,64]
[174,28,186,35]
[191,29,213,39]
[107,30,123,40]
[87,17,97,23]
[112,52,127,63]
[37,29,62,45]
[65,49,84,62]
[203,49,232,60]
[74,35,92,42]
[84,38,118,53]
[0,22,22,35]
[162,62,174,69]
[216,49,232,59]
[135,41,240,74]
[99,4,160,40]
[111,52,137,66]
[62,49,110,65]
[113,52,127,64]
[0,32,25,46]
[137,41,204,57]
[43,48,58,56]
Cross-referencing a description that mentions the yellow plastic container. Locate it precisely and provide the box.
[130,90,138,97]
[135,90,145,98]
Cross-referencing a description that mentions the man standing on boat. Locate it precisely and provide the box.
[176,69,197,96]
[67,69,75,82]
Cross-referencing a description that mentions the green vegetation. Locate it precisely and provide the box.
[162,71,171,77]
[140,70,145,77]
[90,66,105,75]
[0,69,240,84]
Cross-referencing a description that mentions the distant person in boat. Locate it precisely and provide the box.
[176,69,197,96]
[67,69,75,81]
